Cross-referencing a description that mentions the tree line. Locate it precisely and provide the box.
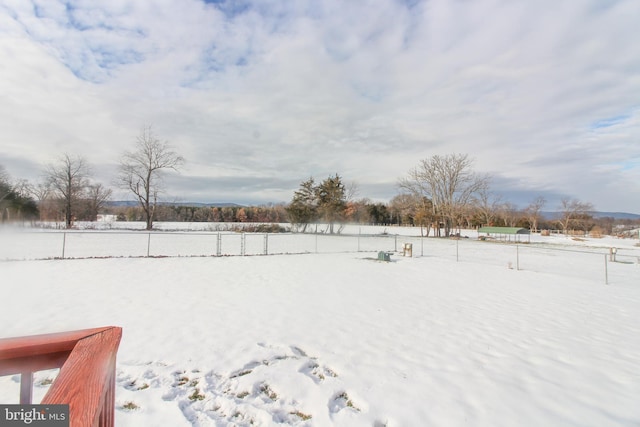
[286,153,637,236]
[111,204,289,224]
[1,134,637,235]
[0,165,38,221]
[1,126,182,230]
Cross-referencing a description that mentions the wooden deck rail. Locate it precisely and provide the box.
[0,326,122,427]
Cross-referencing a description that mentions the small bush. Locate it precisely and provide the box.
[122,401,139,410]
[189,389,205,401]
[589,226,604,238]
[291,410,312,420]
[259,383,278,401]
[230,223,288,233]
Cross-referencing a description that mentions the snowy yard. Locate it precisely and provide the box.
[1,225,639,426]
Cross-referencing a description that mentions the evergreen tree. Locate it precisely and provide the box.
[316,174,346,234]
[0,166,39,222]
[286,177,317,232]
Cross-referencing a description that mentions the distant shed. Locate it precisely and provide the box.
[478,227,531,242]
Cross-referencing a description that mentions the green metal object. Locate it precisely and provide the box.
[478,226,531,243]
[378,251,391,262]
[477,227,530,234]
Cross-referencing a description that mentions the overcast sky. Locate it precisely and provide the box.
[1,0,639,213]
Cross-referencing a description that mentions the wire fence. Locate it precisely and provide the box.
[0,231,401,259]
[1,230,638,285]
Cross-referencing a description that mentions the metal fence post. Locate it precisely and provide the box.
[604,254,609,285]
[456,238,459,262]
[516,243,520,270]
[241,233,246,256]
[62,232,66,259]
[217,233,221,256]
[147,233,151,257]
[264,233,268,255]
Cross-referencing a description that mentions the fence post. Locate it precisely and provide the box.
[516,243,520,270]
[394,235,397,252]
[358,227,361,252]
[315,233,318,253]
[604,254,609,285]
[456,237,459,262]
[62,232,67,259]
[421,236,424,257]
[20,372,33,404]
[217,233,221,256]
[241,233,246,256]
[264,234,268,255]
[147,233,151,257]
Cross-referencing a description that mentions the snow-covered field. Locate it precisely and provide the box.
[1,224,639,426]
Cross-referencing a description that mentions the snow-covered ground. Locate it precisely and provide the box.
[1,224,639,426]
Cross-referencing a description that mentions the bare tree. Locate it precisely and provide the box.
[473,186,502,227]
[84,183,113,221]
[29,180,51,202]
[344,197,371,223]
[524,196,546,232]
[12,179,32,198]
[389,193,416,226]
[118,126,184,230]
[387,193,433,235]
[28,180,55,221]
[45,154,91,228]
[557,198,594,234]
[400,153,489,236]
[497,202,520,227]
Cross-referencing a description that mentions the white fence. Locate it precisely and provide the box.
[1,230,638,285]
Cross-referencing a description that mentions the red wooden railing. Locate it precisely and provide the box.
[0,326,122,427]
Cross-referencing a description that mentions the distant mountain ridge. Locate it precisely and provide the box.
[542,211,640,220]
[591,211,640,220]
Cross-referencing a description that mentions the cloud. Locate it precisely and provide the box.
[590,113,633,130]
[0,0,639,213]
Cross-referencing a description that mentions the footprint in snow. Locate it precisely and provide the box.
[299,360,338,384]
[229,360,262,378]
[290,345,308,357]
[117,368,158,391]
[329,391,360,413]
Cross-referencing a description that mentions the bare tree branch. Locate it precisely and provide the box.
[524,196,546,232]
[117,125,184,230]
[557,198,594,234]
[400,153,489,236]
[44,154,91,227]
